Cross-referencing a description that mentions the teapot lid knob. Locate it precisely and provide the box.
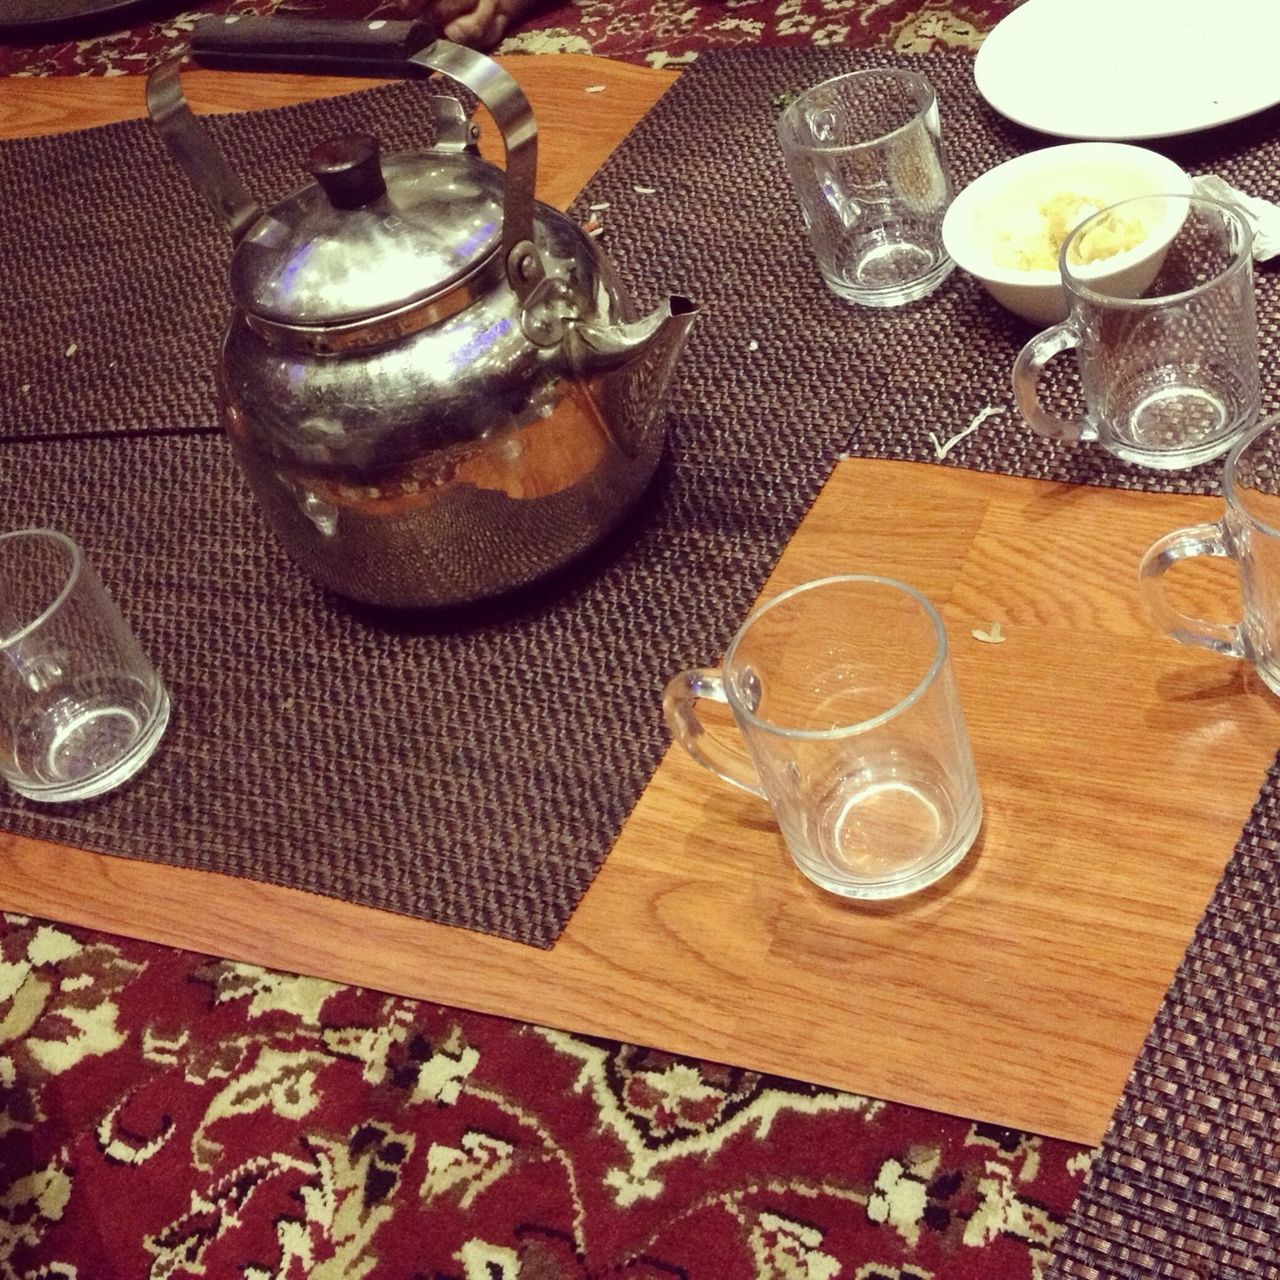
[307,133,387,210]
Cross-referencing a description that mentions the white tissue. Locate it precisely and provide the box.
[1192,174,1280,260]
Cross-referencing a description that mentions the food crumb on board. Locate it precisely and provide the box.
[928,403,1004,460]
[971,622,1006,645]
[585,84,606,93]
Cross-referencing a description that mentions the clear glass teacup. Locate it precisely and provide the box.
[777,69,956,308]
[663,575,983,900]
[1014,192,1258,470]
[0,529,170,802]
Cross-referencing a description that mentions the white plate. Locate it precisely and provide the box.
[975,0,1280,140]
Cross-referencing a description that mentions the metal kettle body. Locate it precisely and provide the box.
[148,17,698,607]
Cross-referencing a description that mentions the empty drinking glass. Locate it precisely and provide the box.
[1014,193,1258,469]
[1141,412,1280,692]
[664,575,982,899]
[0,529,170,802]
[777,68,956,307]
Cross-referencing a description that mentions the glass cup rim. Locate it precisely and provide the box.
[722,573,948,741]
[1224,410,1280,537]
[1060,191,1253,309]
[0,527,83,648]
[776,67,937,156]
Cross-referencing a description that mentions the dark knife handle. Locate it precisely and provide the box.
[190,16,440,78]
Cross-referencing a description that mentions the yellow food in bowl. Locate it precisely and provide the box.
[992,192,1147,272]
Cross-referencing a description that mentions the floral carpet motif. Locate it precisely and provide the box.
[0,0,1017,75]
[0,912,1089,1277]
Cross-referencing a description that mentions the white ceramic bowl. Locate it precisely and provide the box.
[941,142,1194,326]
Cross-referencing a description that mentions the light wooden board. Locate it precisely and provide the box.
[2,450,1275,1144]
[0,54,678,215]
[2,55,1276,1145]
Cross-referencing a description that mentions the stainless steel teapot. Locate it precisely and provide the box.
[147,17,698,607]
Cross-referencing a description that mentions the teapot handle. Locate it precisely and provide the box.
[147,18,542,295]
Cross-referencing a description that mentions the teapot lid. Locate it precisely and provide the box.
[229,134,504,328]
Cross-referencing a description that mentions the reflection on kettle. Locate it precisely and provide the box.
[147,16,699,607]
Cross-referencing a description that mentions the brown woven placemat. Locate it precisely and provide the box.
[0,80,460,440]
[2,48,1280,951]
[568,47,1280,495]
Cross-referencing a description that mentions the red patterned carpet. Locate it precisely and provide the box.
[0,0,1009,74]
[2,912,1088,1276]
[0,2,1096,1275]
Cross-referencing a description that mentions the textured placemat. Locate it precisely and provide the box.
[0,80,458,440]
[3,49,1280,950]
[568,47,1280,497]
[0,432,707,945]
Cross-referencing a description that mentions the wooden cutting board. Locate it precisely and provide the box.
[4,454,1275,1145]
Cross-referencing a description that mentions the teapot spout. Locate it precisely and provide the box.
[565,296,699,460]
[570,295,700,367]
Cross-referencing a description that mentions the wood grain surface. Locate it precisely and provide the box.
[0,53,678,212]
[2,54,1276,1146]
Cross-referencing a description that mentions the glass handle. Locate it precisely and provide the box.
[1012,320,1095,444]
[662,668,767,799]
[1138,521,1245,658]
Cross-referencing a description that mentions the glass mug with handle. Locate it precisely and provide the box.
[663,575,983,900]
[1013,193,1258,470]
[0,529,170,802]
[776,69,956,308]
[1141,413,1280,693]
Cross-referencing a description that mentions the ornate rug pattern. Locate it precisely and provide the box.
[0,0,1013,75]
[1,911,1089,1277]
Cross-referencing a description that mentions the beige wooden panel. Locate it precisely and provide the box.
[2,451,1274,1144]
[2,57,1274,1145]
